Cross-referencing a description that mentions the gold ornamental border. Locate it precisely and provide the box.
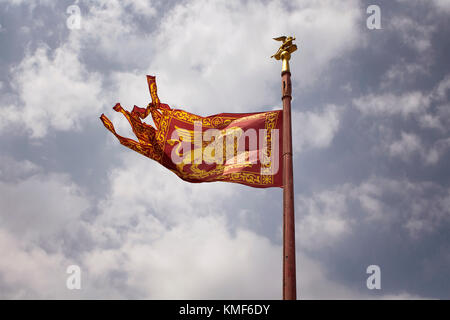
[155,109,281,186]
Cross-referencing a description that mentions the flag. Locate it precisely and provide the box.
[100,75,283,188]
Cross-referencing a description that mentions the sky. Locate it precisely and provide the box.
[0,0,449,299]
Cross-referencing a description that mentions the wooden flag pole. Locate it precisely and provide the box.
[271,36,297,300]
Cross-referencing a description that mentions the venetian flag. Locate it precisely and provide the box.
[100,75,283,188]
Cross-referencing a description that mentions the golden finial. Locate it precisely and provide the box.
[271,36,297,73]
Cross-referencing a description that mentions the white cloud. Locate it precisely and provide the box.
[400,0,450,13]
[425,137,450,165]
[98,153,236,227]
[0,228,71,299]
[0,154,435,299]
[432,0,450,12]
[381,61,429,88]
[296,186,353,250]
[109,72,150,109]
[388,132,423,161]
[389,15,435,54]
[292,104,340,154]
[354,75,450,165]
[434,75,450,100]
[0,213,379,299]
[0,158,90,298]
[296,177,450,247]
[386,133,450,165]
[0,161,90,241]
[87,152,378,299]
[418,113,444,131]
[0,156,41,181]
[142,0,362,114]
[2,0,362,138]
[69,0,156,65]
[0,0,52,6]
[0,0,158,138]
[83,215,282,299]
[1,44,104,137]
[353,91,429,118]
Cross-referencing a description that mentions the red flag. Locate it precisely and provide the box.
[100,76,283,188]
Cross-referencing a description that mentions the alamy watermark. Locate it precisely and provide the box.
[366,265,381,290]
[366,5,382,30]
[66,2,81,30]
[66,265,81,290]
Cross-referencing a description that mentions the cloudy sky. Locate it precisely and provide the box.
[0,0,449,299]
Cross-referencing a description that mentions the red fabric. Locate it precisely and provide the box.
[100,75,283,188]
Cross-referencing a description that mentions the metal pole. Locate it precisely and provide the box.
[282,67,297,300]
[271,36,297,300]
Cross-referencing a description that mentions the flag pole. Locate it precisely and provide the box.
[272,36,297,300]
